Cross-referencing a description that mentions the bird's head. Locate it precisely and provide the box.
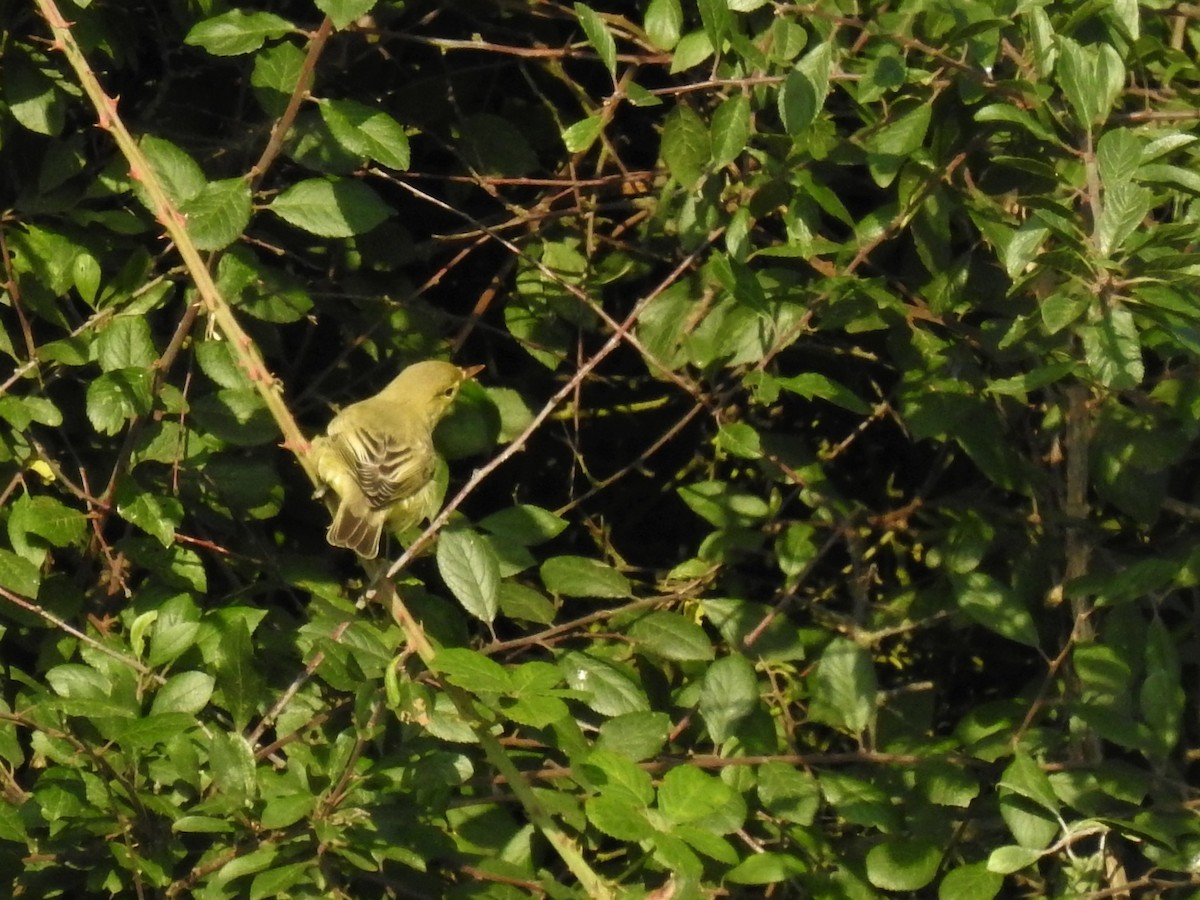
[383,360,484,424]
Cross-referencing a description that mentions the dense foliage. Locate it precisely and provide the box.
[2,0,1200,896]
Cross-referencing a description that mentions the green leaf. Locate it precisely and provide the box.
[1095,182,1152,257]
[181,178,252,251]
[597,711,671,761]
[7,62,65,136]
[866,838,942,891]
[139,134,206,206]
[86,368,154,435]
[259,796,315,831]
[939,862,1003,900]
[629,610,715,661]
[1057,37,1124,129]
[437,529,500,624]
[658,765,737,825]
[8,495,86,550]
[587,794,654,840]
[562,115,605,154]
[560,651,650,716]
[148,595,202,667]
[779,42,831,135]
[184,10,293,56]
[999,752,1060,814]
[540,555,631,598]
[317,98,410,170]
[953,570,1040,648]
[150,671,215,716]
[696,0,731,54]
[715,421,762,459]
[268,178,392,237]
[645,0,683,49]
[1097,128,1143,186]
[314,0,375,31]
[1039,290,1089,334]
[479,505,567,545]
[660,105,710,186]
[710,94,751,169]
[574,4,617,80]
[1140,619,1184,760]
[677,481,769,528]
[724,851,807,884]
[251,43,307,116]
[434,647,511,694]
[115,479,183,547]
[97,316,157,371]
[986,844,1044,875]
[762,370,871,414]
[866,103,932,187]
[1081,302,1142,390]
[698,653,758,743]
[208,731,258,805]
[217,246,313,323]
[810,637,877,734]
[757,762,820,825]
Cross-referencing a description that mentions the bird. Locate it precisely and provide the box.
[309,360,483,559]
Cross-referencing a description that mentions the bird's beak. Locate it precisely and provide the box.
[460,364,486,380]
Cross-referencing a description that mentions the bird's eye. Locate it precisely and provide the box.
[442,386,457,398]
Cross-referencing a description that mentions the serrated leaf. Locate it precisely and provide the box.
[724,851,807,884]
[8,495,86,550]
[779,42,831,135]
[597,711,671,761]
[434,647,511,694]
[629,610,714,661]
[149,595,202,667]
[644,0,682,49]
[661,105,710,186]
[86,368,154,435]
[479,505,567,545]
[1096,182,1152,257]
[8,63,65,136]
[181,178,252,251]
[562,115,604,154]
[317,98,410,170]
[184,10,293,56]
[314,0,375,31]
[0,548,42,597]
[697,0,731,51]
[268,178,392,237]
[575,4,617,79]
[710,94,751,168]
[437,529,500,624]
[939,862,1003,900]
[658,765,736,824]
[698,653,757,743]
[986,844,1044,875]
[139,134,206,207]
[1081,302,1142,390]
[866,838,941,891]
[953,570,1040,647]
[540,555,631,598]
[560,651,650,716]
[811,637,877,734]
[97,316,157,372]
[151,671,215,716]
[116,480,183,547]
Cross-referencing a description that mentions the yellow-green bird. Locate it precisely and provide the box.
[310,360,483,559]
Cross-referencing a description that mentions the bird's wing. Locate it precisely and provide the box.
[330,417,435,510]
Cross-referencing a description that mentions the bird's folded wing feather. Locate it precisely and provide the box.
[332,422,434,510]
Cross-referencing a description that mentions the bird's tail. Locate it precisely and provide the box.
[327,502,384,559]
